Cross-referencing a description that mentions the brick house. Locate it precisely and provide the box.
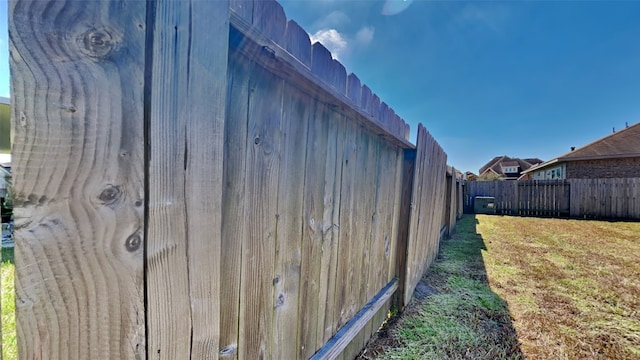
[523,122,640,180]
[478,156,543,180]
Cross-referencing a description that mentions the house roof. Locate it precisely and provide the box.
[501,160,519,167]
[523,158,543,165]
[479,156,541,177]
[524,122,640,173]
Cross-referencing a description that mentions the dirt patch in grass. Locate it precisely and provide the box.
[358,215,640,360]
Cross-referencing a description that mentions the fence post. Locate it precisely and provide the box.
[392,149,415,310]
[9,0,147,358]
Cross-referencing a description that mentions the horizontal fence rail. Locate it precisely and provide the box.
[465,178,640,220]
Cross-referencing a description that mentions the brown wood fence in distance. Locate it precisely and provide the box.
[465,178,640,220]
[8,0,463,359]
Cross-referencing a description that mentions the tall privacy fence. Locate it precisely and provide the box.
[7,0,463,359]
[465,179,640,220]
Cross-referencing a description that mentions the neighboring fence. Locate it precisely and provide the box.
[8,0,463,359]
[465,178,640,220]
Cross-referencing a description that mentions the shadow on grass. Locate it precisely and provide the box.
[1,247,14,265]
[360,215,523,359]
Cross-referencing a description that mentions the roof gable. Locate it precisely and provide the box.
[479,156,540,177]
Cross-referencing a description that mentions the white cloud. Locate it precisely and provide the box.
[381,0,414,16]
[312,11,350,32]
[310,29,348,60]
[355,26,375,46]
[456,4,509,33]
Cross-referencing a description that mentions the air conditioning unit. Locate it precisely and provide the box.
[474,196,496,214]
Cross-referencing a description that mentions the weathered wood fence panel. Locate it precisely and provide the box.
[146,2,229,359]
[9,0,464,358]
[569,178,640,219]
[9,0,147,358]
[465,179,640,220]
[404,125,448,303]
[445,166,458,236]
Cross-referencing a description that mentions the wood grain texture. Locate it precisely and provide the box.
[220,53,251,360]
[284,20,311,68]
[253,0,286,48]
[272,83,310,359]
[238,63,283,360]
[298,99,330,359]
[9,0,146,358]
[404,124,448,303]
[316,107,342,346]
[147,1,229,359]
[322,115,346,342]
[334,120,358,329]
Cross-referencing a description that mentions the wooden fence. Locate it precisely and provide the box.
[465,179,640,220]
[7,0,462,359]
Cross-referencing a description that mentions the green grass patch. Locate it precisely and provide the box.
[2,247,16,360]
[365,215,640,360]
[375,216,522,359]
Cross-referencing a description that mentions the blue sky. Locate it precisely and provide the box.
[2,1,640,173]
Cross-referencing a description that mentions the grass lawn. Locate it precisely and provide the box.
[361,215,640,359]
[2,247,16,360]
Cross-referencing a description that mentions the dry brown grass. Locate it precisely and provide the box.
[479,215,640,359]
[360,215,640,360]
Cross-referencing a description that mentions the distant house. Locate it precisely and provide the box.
[478,156,543,180]
[465,171,478,181]
[523,122,640,180]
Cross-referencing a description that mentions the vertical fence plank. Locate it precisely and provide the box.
[9,0,146,358]
[272,83,310,360]
[253,0,287,48]
[284,20,311,67]
[403,124,447,304]
[393,149,415,308]
[147,1,229,359]
[317,109,343,345]
[298,99,330,359]
[238,65,283,360]
[347,74,362,106]
[220,54,251,360]
[334,120,358,328]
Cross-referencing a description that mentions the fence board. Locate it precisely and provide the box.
[147,2,229,359]
[404,124,447,303]
[298,99,330,359]
[220,54,251,359]
[238,62,283,360]
[272,83,310,360]
[9,0,147,358]
[322,115,347,342]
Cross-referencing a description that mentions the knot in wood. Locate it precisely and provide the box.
[79,29,115,58]
[126,233,142,252]
[98,185,121,205]
[219,345,237,356]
